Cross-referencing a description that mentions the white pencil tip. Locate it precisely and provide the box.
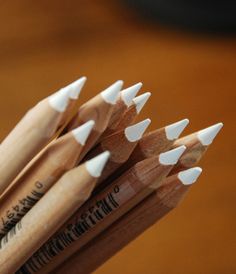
[85,151,111,178]
[132,92,151,114]
[125,118,151,142]
[165,119,189,140]
[72,120,95,145]
[159,145,186,165]
[197,122,223,146]
[121,82,142,106]
[101,80,124,105]
[49,89,70,113]
[178,167,202,185]
[67,76,87,99]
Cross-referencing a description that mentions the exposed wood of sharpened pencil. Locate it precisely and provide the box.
[0,87,71,195]
[54,167,202,274]
[170,122,223,175]
[99,83,142,140]
[0,151,110,274]
[0,121,95,238]
[115,92,151,132]
[84,118,151,185]
[63,81,123,161]
[57,77,87,129]
[20,146,185,273]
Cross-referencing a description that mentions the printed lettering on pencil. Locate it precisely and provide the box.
[0,176,55,236]
[20,183,136,272]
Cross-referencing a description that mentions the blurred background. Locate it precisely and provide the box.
[0,1,235,273]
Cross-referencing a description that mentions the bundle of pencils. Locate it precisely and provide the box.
[0,77,223,274]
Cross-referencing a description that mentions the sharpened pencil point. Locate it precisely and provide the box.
[85,151,111,178]
[197,122,223,146]
[72,120,95,145]
[125,119,151,142]
[165,119,189,140]
[132,92,151,114]
[66,76,87,99]
[159,145,186,165]
[101,80,123,105]
[178,167,202,185]
[121,83,142,107]
[49,88,70,113]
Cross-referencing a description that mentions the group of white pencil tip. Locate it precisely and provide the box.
[165,119,223,144]
[48,77,223,184]
[159,146,202,185]
[49,77,152,115]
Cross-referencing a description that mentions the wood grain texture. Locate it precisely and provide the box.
[0,1,235,273]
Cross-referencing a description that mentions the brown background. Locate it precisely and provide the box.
[0,1,235,273]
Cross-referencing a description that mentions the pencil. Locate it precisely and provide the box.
[118,118,189,174]
[0,86,72,195]
[57,77,87,128]
[111,92,151,134]
[85,118,151,185]
[170,122,223,174]
[20,146,186,273]
[99,83,142,140]
[64,80,123,161]
[54,167,202,274]
[0,151,110,274]
[0,120,94,238]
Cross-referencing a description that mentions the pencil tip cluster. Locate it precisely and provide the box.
[178,167,202,185]
[159,145,186,165]
[85,151,111,178]
[101,80,123,105]
[197,122,223,146]
[121,82,142,107]
[165,119,189,140]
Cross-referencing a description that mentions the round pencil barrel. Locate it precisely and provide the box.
[0,89,71,195]
[85,118,151,185]
[54,167,202,274]
[20,146,185,273]
[0,151,110,274]
[0,121,94,238]
[65,81,123,162]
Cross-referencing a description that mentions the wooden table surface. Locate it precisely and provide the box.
[0,1,235,273]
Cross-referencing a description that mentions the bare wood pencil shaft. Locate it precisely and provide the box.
[98,83,142,141]
[170,133,207,174]
[107,98,127,128]
[0,164,97,274]
[85,119,150,185]
[119,119,189,174]
[20,155,173,273]
[112,104,137,133]
[0,131,85,238]
[0,99,65,195]
[119,127,173,175]
[54,173,191,274]
[98,99,129,141]
[66,94,115,161]
[170,123,223,174]
[109,92,151,135]
[57,99,78,130]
